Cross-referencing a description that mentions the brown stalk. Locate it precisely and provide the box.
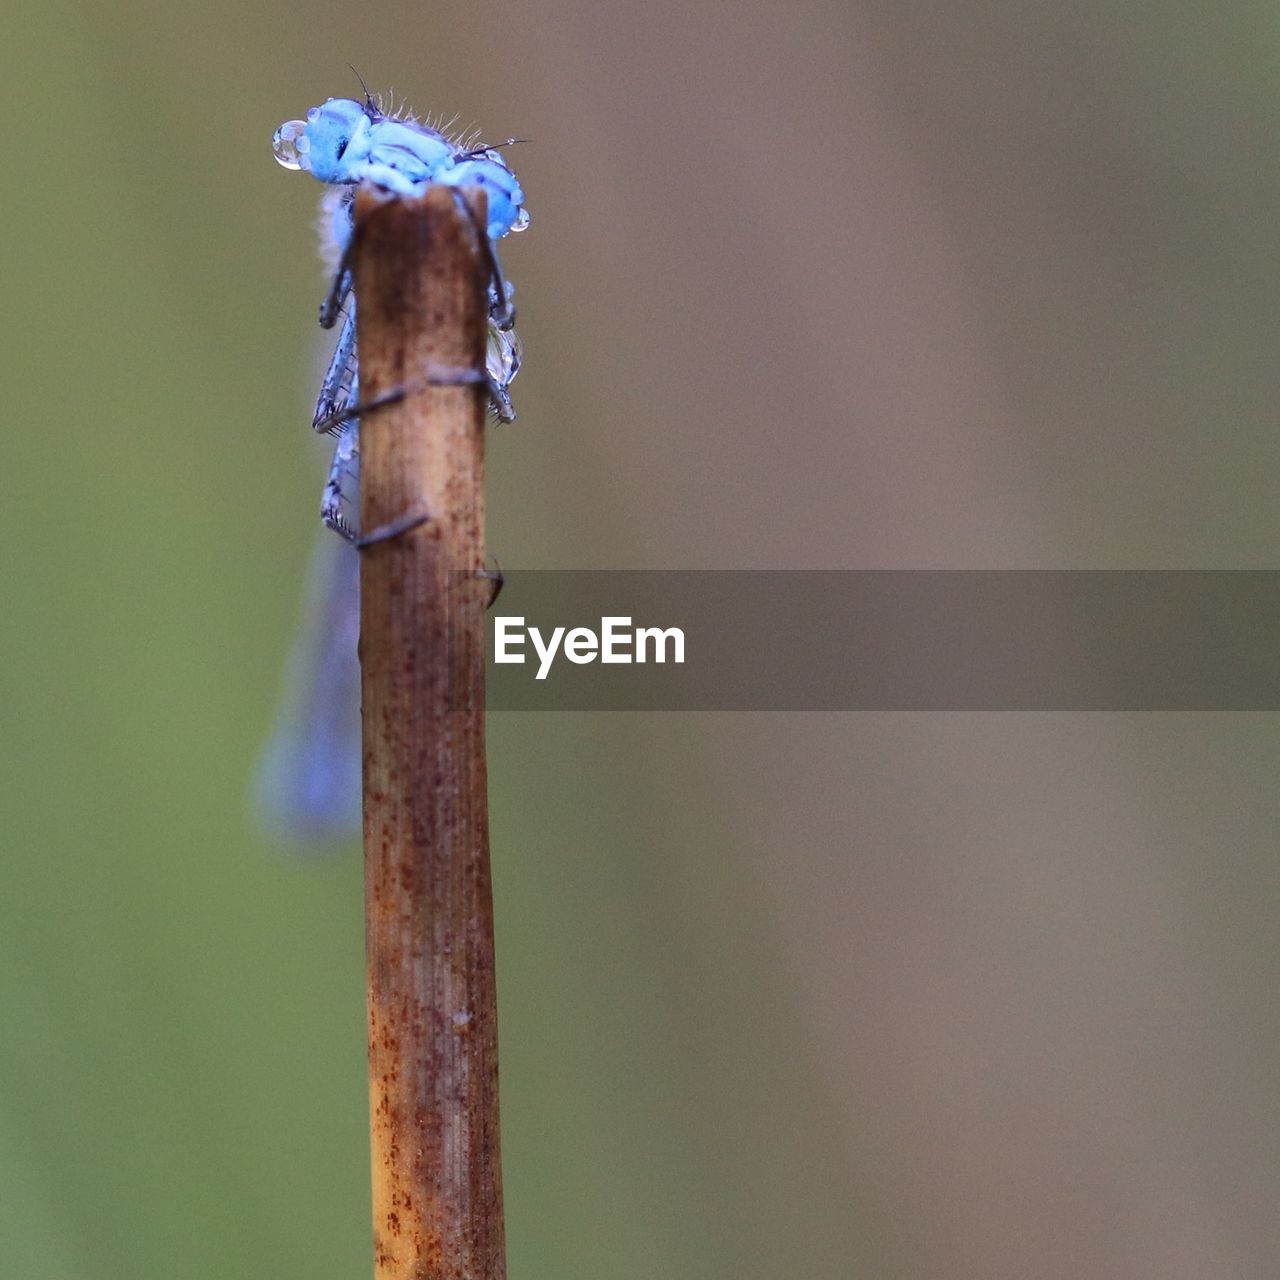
[353,185,505,1280]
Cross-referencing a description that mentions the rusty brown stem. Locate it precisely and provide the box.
[354,185,505,1280]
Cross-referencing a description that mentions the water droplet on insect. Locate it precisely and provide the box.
[272,120,310,171]
[510,207,531,233]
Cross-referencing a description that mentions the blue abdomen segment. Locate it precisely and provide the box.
[438,159,526,239]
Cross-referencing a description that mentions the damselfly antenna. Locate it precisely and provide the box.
[347,63,379,115]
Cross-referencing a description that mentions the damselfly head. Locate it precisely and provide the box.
[273,99,373,182]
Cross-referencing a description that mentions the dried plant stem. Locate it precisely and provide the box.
[354,186,505,1280]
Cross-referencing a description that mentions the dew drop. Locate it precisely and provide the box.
[272,119,309,171]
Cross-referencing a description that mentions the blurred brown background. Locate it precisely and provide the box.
[4,1,1280,1276]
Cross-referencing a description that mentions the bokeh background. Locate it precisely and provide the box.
[5,1,1280,1276]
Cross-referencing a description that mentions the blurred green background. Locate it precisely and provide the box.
[5,1,1280,1276]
